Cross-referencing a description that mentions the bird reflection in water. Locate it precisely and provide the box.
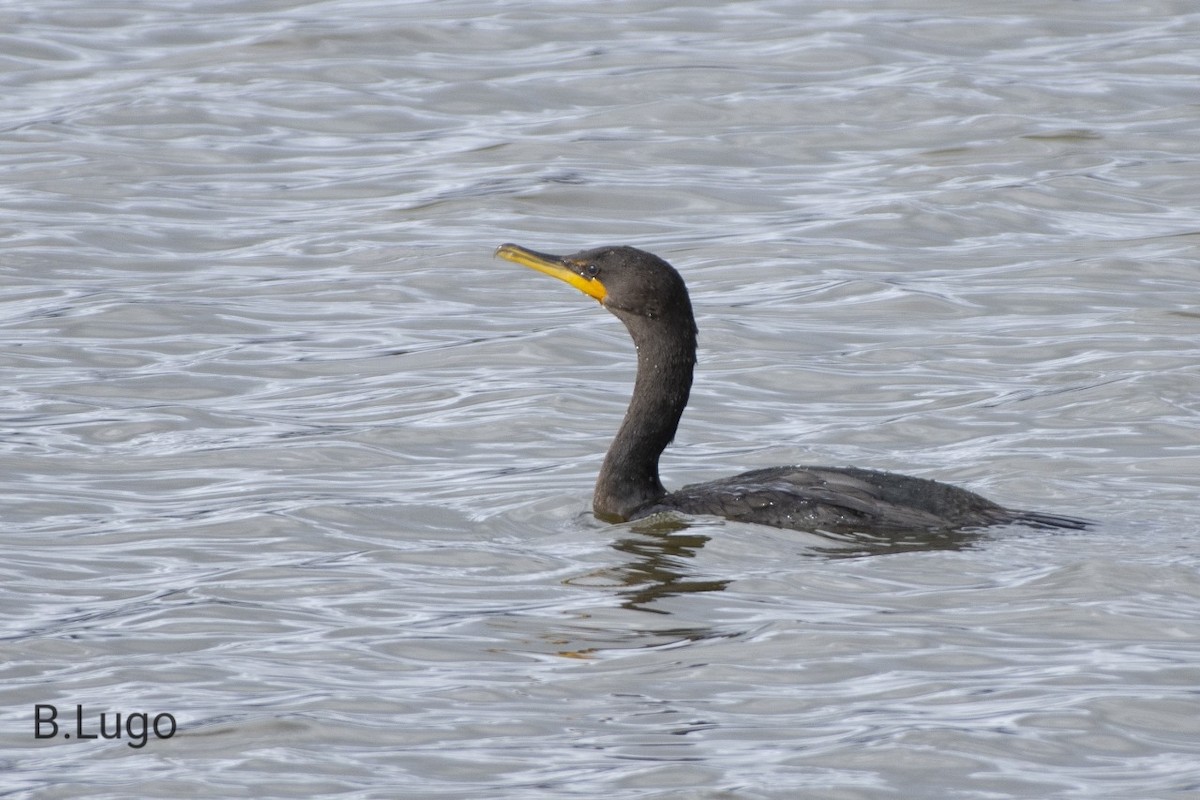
[598,516,987,613]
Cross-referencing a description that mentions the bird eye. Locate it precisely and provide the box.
[584,264,600,278]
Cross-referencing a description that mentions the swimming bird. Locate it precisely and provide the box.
[495,243,1085,534]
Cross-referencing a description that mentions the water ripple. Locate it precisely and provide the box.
[3,0,1199,797]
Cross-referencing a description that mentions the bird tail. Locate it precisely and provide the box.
[1007,510,1093,530]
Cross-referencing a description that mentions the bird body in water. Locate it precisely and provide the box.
[495,243,1085,535]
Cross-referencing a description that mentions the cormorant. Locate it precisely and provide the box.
[496,243,1085,534]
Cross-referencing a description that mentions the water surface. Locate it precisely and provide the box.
[2,1,1199,798]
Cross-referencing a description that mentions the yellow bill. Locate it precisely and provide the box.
[495,243,607,302]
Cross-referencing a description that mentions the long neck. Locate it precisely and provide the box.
[593,311,697,521]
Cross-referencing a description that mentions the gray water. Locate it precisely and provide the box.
[3,1,1199,797]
